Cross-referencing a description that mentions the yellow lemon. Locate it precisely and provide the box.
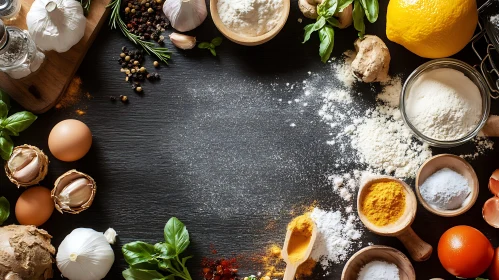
[386,0,478,58]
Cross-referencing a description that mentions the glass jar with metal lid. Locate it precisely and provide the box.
[0,0,21,21]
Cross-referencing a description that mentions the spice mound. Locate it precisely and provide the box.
[202,258,239,280]
[217,0,284,37]
[361,181,406,227]
[287,214,314,263]
[420,168,471,210]
[357,260,400,280]
[405,68,482,141]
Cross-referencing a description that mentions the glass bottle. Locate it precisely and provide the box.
[0,19,45,79]
[0,0,21,21]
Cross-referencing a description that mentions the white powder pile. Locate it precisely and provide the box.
[328,170,376,203]
[406,68,482,141]
[357,260,400,280]
[333,51,356,89]
[310,207,363,269]
[217,0,284,37]
[420,168,471,210]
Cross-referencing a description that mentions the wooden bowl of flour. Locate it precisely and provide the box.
[210,0,290,46]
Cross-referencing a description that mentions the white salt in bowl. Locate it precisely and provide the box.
[416,154,479,217]
[400,58,491,148]
[341,245,415,280]
[209,0,290,46]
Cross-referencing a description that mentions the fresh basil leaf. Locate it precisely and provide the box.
[353,0,365,37]
[154,242,175,259]
[338,0,353,11]
[122,268,165,280]
[158,259,173,271]
[303,17,327,43]
[209,48,217,57]
[317,0,338,18]
[0,90,10,110]
[327,17,340,27]
[2,111,37,136]
[0,101,8,120]
[0,197,10,225]
[164,217,190,256]
[360,0,378,23]
[319,25,335,63]
[181,256,192,266]
[211,37,223,47]
[198,42,211,49]
[0,134,13,160]
[122,241,157,266]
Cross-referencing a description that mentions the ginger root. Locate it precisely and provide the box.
[0,225,55,280]
[298,0,322,19]
[351,35,391,83]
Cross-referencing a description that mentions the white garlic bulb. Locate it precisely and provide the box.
[26,0,86,53]
[57,228,115,280]
[163,0,207,32]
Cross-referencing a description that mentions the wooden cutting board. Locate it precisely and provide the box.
[0,0,110,113]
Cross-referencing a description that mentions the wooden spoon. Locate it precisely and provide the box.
[281,222,318,280]
[357,177,433,262]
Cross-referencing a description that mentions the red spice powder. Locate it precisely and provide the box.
[202,258,239,280]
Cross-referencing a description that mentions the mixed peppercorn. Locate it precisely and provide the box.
[202,258,240,280]
[116,47,161,97]
[123,0,169,44]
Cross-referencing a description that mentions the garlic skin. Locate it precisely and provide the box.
[163,0,207,32]
[57,228,114,280]
[5,145,49,188]
[103,228,117,244]
[169,32,196,49]
[26,0,87,52]
[51,170,96,214]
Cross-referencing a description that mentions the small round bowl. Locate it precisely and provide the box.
[209,0,290,46]
[341,245,416,280]
[400,58,491,148]
[416,154,479,217]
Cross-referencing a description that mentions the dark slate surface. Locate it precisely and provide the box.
[1,0,499,279]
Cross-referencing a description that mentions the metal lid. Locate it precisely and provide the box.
[0,19,6,49]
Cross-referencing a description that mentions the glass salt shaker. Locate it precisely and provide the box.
[0,19,45,79]
[0,0,21,21]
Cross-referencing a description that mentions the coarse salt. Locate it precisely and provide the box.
[357,260,400,280]
[420,168,471,210]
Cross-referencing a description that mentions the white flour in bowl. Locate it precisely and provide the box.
[217,0,284,37]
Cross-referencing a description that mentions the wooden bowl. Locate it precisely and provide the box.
[341,246,416,280]
[209,0,290,46]
[416,154,479,217]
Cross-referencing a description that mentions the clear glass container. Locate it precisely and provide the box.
[0,0,21,21]
[0,19,45,79]
[400,59,491,148]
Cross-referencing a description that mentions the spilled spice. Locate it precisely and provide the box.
[56,76,83,109]
[256,244,316,279]
[202,258,239,280]
[75,109,86,116]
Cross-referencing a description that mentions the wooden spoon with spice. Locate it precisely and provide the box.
[357,176,433,262]
[281,214,318,280]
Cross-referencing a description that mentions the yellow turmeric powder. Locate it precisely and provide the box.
[361,181,406,226]
[287,213,314,263]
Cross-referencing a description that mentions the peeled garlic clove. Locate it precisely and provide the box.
[51,170,96,214]
[169,32,196,50]
[5,145,49,188]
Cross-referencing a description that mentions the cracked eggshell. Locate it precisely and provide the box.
[51,169,96,214]
[5,145,49,188]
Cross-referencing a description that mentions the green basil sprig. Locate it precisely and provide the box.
[0,90,37,160]
[198,37,223,57]
[122,217,193,280]
[0,197,10,225]
[303,0,379,62]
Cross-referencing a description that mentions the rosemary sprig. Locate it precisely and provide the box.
[107,0,171,63]
[78,0,91,14]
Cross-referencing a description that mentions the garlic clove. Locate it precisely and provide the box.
[169,32,196,50]
[103,228,117,244]
[163,0,207,32]
[5,145,49,188]
[51,170,96,214]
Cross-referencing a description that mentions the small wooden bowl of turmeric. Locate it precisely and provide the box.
[341,245,416,280]
[357,176,432,262]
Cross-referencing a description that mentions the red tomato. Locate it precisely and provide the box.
[490,247,499,280]
[438,225,494,278]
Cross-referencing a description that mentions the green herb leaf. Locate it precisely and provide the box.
[319,25,335,63]
[211,37,223,47]
[2,111,37,136]
[164,217,190,256]
[209,48,217,57]
[317,0,338,18]
[360,0,378,23]
[0,134,13,160]
[327,17,341,27]
[198,42,211,49]
[123,241,157,266]
[0,90,10,110]
[338,0,354,11]
[122,268,165,280]
[303,17,327,43]
[154,242,175,259]
[0,197,10,225]
[0,101,9,120]
[353,0,365,37]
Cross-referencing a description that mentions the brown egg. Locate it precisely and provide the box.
[15,186,54,226]
[48,119,92,162]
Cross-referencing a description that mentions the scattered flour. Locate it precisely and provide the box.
[310,207,363,269]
